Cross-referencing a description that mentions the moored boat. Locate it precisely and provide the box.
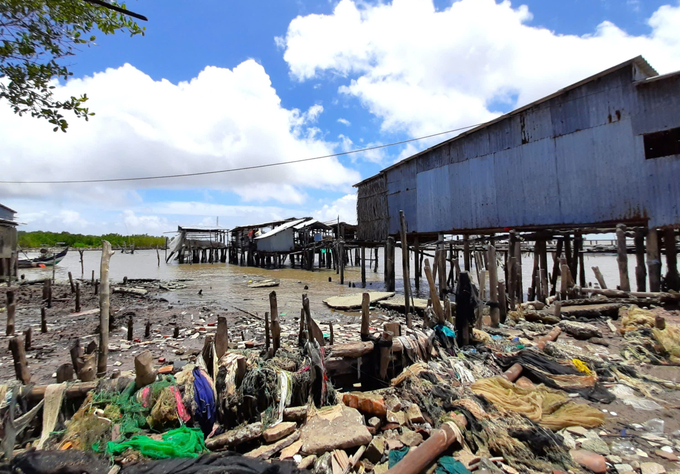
[18,246,69,268]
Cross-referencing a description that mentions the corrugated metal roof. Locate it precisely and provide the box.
[0,203,16,214]
[255,218,308,240]
[354,56,658,188]
[231,218,301,233]
[178,226,228,232]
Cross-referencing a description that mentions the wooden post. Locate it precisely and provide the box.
[24,328,32,351]
[361,246,366,289]
[560,262,570,300]
[339,241,345,285]
[664,228,679,291]
[575,233,586,288]
[444,295,451,322]
[264,312,271,351]
[414,237,421,293]
[550,239,563,296]
[269,291,280,355]
[56,364,74,383]
[374,247,379,272]
[302,295,324,347]
[157,247,161,267]
[592,267,607,289]
[75,282,81,313]
[438,233,446,299]
[399,210,412,319]
[530,241,539,301]
[488,245,499,328]
[463,235,471,271]
[52,254,56,283]
[144,320,151,338]
[329,322,334,345]
[378,331,392,380]
[498,281,507,324]
[564,234,572,277]
[385,237,395,292]
[513,238,523,303]
[9,336,30,384]
[98,240,114,376]
[538,239,549,303]
[94,280,99,295]
[78,249,84,276]
[424,259,444,323]
[41,307,47,333]
[616,224,631,291]
[634,228,647,292]
[508,256,516,310]
[647,228,661,292]
[361,293,370,339]
[573,232,582,286]
[127,316,134,341]
[68,272,75,293]
[6,290,15,336]
[216,316,228,359]
[91,270,95,284]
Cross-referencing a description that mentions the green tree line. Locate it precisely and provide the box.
[18,231,166,249]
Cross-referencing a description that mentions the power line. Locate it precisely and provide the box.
[0,124,483,185]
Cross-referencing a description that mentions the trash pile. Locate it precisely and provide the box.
[1,288,680,474]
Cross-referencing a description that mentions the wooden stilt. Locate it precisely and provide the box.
[634,228,647,292]
[530,241,539,301]
[664,228,679,291]
[98,241,114,376]
[572,232,582,285]
[339,241,345,285]
[399,210,412,320]
[438,233,446,299]
[616,224,631,291]
[374,247,378,272]
[513,236,523,303]
[538,239,549,303]
[424,259,444,323]
[463,235,471,271]
[24,328,32,351]
[361,246,366,289]
[414,237,421,293]
[385,237,395,292]
[647,228,661,292]
[498,281,507,323]
[508,256,516,310]
[488,245,499,328]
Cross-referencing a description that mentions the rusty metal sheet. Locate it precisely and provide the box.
[493,147,526,228]
[468,154,498,229]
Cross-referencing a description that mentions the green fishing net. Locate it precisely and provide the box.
[103,425,205,459]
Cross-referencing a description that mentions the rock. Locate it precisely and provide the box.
[607,455,623,464]
[559,430,577,450]
[158,365,173,375]
[615,464,635,474]
[368,417,381,429]
[300,405,372,455]
[641,462,666,474]
[245,431,300,460]
[386,438,404,451]
[280,440,303,459]
[387,410,406,425]
[570,449,607,474]
[566,426,589,436]
[400,429,423,447]
[297,455,316,470]
[364,437,385,464]
[386,396,402,412]
[374,462,390,474]
[581,436,610,456]
[655,450,679,461]
[263,421,297,443]
[406,404,426,424]
[559,321,603,340]
[342,392,387,417]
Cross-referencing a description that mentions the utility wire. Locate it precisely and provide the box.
[0,123,482,185]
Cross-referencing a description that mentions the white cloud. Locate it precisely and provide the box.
[281,0,680,136]
[0,61,360,205]
[313,193,357,224]
[337,118,351,126]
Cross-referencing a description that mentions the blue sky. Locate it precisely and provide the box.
[1,0,680,235]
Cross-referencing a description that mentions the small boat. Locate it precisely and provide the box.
[18,247,69,268]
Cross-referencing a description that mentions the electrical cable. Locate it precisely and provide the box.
[0,123,482,185]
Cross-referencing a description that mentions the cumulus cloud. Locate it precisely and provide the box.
[313,193,357,224]
[0,60,360,205]
[337,118,351,126]
[281,0,680,136]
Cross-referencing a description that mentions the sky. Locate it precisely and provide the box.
[2,0,680,236]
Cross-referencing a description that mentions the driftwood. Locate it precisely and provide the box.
[206,422,263,450]
[9,336,30,384]
[112,287,148,296]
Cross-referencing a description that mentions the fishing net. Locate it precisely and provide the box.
[103,425,206,459]
[59,392,113,451]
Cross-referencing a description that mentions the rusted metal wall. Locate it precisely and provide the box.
[356,61,680,238]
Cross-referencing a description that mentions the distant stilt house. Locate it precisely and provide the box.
[0,204,18,284]
[166,226,228,264]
